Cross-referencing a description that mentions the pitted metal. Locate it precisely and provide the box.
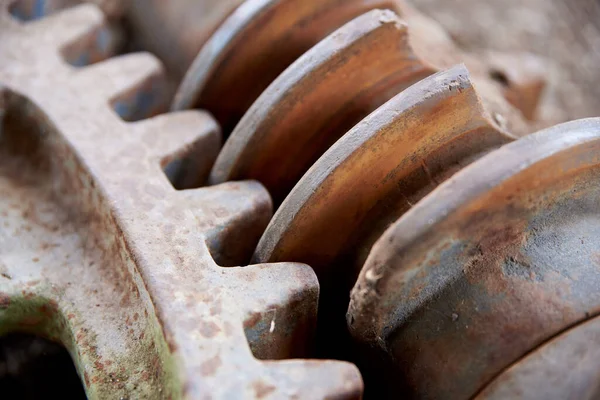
[1,0,599,399]
[0,3,361,398]
[348,118,600,398]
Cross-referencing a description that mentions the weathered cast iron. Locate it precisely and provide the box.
[476,315,600,400]
[208,10,530,205]
[171,0,542,136]
[348,118,600,399]
[170,0,401,134]
[254,65,521,271]
[0,3,362,398]
[209,9,440,203]
[252,63,524,364]
[2,0,597,398]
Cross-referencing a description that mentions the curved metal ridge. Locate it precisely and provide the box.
[127,0,247,77]
[171,0,399,134]
[348,117,600,399]
[254,64,515,275]
[0,4,362,399]
[476,314,600,400]
[209,9,438,204]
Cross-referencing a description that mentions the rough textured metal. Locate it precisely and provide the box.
[171,0,400,134]
[476,315,600,400]
[252,64,523,364]
[208,9,529,205]
[172,0,539,136]
[209,10,438,203]
[3,0,599,398]
[0,3,362,399]
[254,65,518,271]
[348,117,600,399]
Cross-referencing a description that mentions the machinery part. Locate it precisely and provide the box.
[208,9,437,203]
[0,3,362,399]
[209,9,528,205]
[171,0,400,134]
[253,63,520,363]
[8,0,125,67]
[348,118,600,399]
[475,315,600,400]
[172,0,540,137]
[2,0,596,398]
[127,0,247,77]
[254,65,517,271]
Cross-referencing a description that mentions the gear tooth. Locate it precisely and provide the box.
[225,261,319,360]
[26,4,105,48]
[62,22,123,67]
[74,52,166,119]
[261,359,363,399]
[187,181,272,267]
[135,110,222,189]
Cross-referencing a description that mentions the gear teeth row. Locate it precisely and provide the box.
[0,3,362,399]
[74,52,167,120]
[168,0,598,398]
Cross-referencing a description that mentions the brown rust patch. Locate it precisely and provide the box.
[199,354,222,377]
[199,321,221,338]
[253,380,276,398]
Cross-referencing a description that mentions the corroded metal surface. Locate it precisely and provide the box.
[476,315,600,400]
[2,0,600,398]
[0,3,362,398]
[208,8,529,205]
[171,0,400,134]
[252,64,522,365]
[348,118,600,398]
[254,65,516,271]
[209,10,437,203]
